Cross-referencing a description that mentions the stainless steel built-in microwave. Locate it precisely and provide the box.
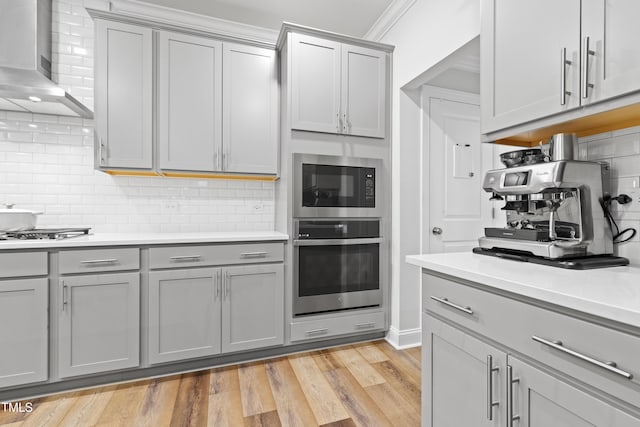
[293,154,382,218]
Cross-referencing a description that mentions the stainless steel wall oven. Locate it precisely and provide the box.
[293,219,382,315]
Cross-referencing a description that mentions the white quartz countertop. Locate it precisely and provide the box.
[406,252,640,329]
[0,231,289,250]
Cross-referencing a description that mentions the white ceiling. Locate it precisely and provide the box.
[137,0,395,37]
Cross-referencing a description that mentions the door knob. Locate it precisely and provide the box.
[432,227,443,235]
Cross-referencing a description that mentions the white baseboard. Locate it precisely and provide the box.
[385,326,421,349]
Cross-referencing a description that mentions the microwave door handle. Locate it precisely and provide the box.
[293,238,384,246]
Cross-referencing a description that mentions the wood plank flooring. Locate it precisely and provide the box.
[0,341,421,427]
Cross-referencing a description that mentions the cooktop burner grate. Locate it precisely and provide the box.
[3,228,91,240]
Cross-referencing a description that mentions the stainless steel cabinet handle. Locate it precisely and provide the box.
[61,281,68,311]
[560,47,572,105]
[355,322,376,330]
[214,273,219,300]
[342,113,348,133]
[223,149,229,170]
[430,296,473,315]
[336,113,341,132]
[532,335,633,379]
[581,36,595,99]
[80,258,118,264]
[168,255,202,261]
[99,137,106,165]
[240,251,268,258]
[506,365,520,427]
[305,328,329,336]
[487,355,500,420]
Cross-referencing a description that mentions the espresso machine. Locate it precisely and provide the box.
[474,135,629,268]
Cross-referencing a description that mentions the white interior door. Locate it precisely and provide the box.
[424,88,494,253]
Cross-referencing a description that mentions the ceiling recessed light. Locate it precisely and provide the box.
[28,123,38,129]
[28,96,42,102]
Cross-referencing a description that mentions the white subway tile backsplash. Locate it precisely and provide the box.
[611,155,640,178]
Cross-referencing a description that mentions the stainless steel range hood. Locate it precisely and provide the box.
[0,0,93,118]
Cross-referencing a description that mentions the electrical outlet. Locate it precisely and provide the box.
[163,202,179,212]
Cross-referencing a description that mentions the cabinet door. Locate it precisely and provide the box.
[508,355,640,427]
[423,314,504,427]
[94,20,153,169]
[148,268,221,364]
[221,264,284,353]
[223,43,278,174]
[58,273,140,378]
[0,278,48,388]
[341,44,386,138]
[481,0,581,133]
[582,0,640,104]
[158,32,222,172]
[290,33,342,134]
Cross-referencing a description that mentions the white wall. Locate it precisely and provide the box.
[379,0,481,347]
[0,0,275,233]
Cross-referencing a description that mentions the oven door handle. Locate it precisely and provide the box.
[293,237,384,246]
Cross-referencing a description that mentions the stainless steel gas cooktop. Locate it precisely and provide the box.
[0,228,91,240]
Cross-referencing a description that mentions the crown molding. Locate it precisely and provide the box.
[364,0,417,42]
[108,0,279,46]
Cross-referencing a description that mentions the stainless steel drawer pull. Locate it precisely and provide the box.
[80,258,118,264]
[305,328,329,337]
[430,296,473,315]
[532,335,633,380]
[169,255,202,261]
[355,322,376,330]
[239,251,268,258]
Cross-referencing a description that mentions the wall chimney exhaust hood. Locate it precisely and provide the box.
[0,0,93,118]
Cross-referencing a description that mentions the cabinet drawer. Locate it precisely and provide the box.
[290,311,384,342]
[0,252,47,278]
[148,242,284,269]
[59,248,140,274]
[423,273,640,408]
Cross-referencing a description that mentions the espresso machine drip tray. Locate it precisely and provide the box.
[472,247,629,270]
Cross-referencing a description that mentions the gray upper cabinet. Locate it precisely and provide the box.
[341,44,386,138]
[58,272,140,378]
[290,33,386,138]
[158,32,223,172]
[148,268,221,364]
[0,278,48,388]
[221,264,284,353]
[481,0,581,134]
[94,20,153,170]
[582,0,640,105]
[223,43,278,174]
[482,0,640,135]
[290,33,342,134]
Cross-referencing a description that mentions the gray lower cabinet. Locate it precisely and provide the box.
[509,355,640,427]
[148,263,284,364]
[423,314,505,427]
[0,278,48,388]
[148,268,221,364]
[422,272,640,427]
[222,264,284,353]
[58,273,140,378]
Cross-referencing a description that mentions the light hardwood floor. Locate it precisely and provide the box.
[0,340,421,427]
